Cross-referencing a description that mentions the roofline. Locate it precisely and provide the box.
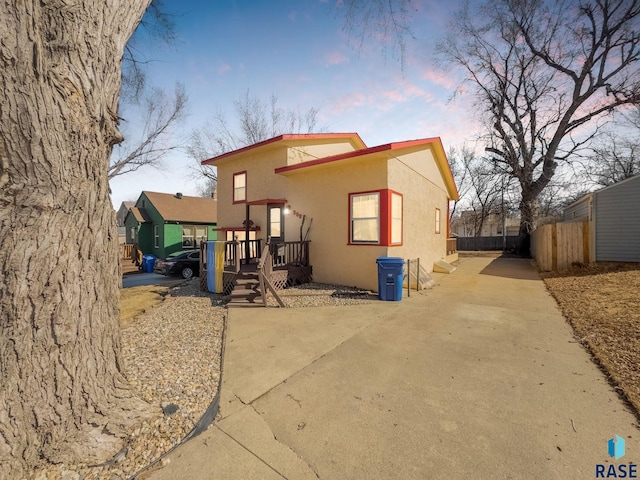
[564,193,593,209]
[565,174,640,208]
[595,174,640,194]
[274,137,460,200]
[201,133,367,165]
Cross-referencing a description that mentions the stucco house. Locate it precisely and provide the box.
[202,133,459,292]
[563,175,640,262]
[124,191,218,259]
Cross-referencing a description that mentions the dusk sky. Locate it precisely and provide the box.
[109,0,476,208]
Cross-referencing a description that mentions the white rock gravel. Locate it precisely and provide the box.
[31,280,375,479]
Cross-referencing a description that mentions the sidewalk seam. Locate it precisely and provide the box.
[215,425,290,480]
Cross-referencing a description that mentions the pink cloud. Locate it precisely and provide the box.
[332,92,372,114]
[217,63,231,75]
[419,68,457,90]
[379,82,435,105]
[324,50,349,67]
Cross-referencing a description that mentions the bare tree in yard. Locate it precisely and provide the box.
[447,145,475,221]
[581,107,640,186]
[0,1,155,477]
[108,83,188,179]
[438,0,640,250]
[188,90,326,189]
[109,0,187,180]
[464,155,505,237]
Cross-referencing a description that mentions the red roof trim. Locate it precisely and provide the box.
[201,133,366,165]
[274,137,442,174]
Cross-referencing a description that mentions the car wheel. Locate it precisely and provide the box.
[181,267,194,280]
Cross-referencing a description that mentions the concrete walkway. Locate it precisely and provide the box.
[147,256,638,479]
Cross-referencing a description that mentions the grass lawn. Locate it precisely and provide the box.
[542,262,640,414]
[120,286,169,328]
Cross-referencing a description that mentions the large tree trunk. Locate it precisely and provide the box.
[516,189,540,256]
[0,1,152,477]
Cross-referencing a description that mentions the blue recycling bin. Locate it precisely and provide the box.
[376,257,405,301]
[142,254,156,273]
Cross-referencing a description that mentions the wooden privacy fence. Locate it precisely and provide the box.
[531,221,590,272]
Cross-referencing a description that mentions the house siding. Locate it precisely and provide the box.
[285,140,360,166]
[124,214,138,244]
[387,149,450,271]
[136,193,166,257]
[563,196,591,222]
[595,176,640,262]
[217,149,289,235]
[163,224,182,257]
[283,159,389,291]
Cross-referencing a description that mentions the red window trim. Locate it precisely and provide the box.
[233,171,247,204]
[347,189,403,247]
[389,191,403,246]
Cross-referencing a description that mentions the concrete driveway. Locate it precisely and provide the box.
[148,256,638,479]
[122,272,185,289]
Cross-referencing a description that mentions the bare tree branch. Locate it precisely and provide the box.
[108,83,188,180]
[186,90,327,195]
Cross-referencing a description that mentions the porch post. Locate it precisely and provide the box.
[245,203,250,264]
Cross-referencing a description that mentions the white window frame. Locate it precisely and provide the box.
[233,172,247,203]
[350,192,380,244]
[182,225,195,248]
[154,225,159,248]
[195,225,207,244]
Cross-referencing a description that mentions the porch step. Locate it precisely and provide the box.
[227,298,265,308]
[229,288,260,297]
[226,272,265,308]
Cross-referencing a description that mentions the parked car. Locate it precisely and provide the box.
[154,250,200,279]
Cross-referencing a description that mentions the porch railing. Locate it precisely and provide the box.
[224,239,262,268]
[270,241,310,268]
[446,237,457,255]
[122,243,135,259]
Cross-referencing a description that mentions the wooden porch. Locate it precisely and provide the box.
[200,240,312,307]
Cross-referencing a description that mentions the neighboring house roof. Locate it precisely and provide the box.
[564,193,593,210]
[128,207,152,223]
[202,133,367,165]
[566,174,640,209]
[142,191,217,224]
[274,137,459,201]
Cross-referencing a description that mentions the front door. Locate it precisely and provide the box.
[267,204,284,243]
[267,204,285,264]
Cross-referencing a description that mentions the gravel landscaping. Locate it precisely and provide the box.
[32,279,376,479]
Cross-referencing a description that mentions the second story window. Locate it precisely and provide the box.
[233,171,247,203]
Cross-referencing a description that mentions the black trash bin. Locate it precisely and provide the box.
[376,257,404,301]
